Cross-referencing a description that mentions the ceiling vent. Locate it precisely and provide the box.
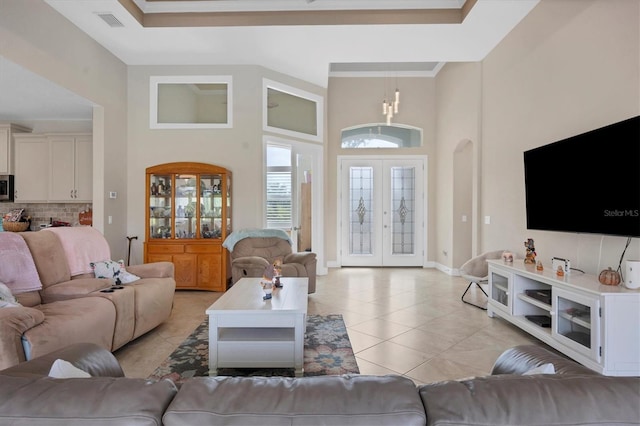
[96,13,124,28]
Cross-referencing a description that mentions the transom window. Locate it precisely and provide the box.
[341,123,422,148]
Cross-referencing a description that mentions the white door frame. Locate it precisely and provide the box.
[263,136,326,275]
[337,155,427,267]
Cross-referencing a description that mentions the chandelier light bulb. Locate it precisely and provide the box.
[393,101,399,114]
[382,100,388,115]
[395,89,400,104]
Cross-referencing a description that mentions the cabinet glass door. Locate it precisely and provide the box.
[174,174,197,239]
[225,174,232,236]
[149,173,172,239]
[489,270,511,313]
[200,174,222,239]
[552,288,600,362]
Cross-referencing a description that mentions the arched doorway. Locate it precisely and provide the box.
[452,139,473,269]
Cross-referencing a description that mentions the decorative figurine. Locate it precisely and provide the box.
[524,238,537,264]
[273,258,283,288]
[502,251,514,262]
[536,260,544,271]
[556,265,565,277]
[261,281,273,300]
[262,263,275,283]
[598,267,621,286]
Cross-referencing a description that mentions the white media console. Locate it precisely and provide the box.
[487,259,640,376]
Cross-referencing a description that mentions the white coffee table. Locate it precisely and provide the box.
[206,277,309,377]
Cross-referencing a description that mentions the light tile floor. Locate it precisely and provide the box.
[114,267,544,384]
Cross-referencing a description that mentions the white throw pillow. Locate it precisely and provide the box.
[90,259,140,285]
[523,363,556,375]
[48,359,91,378]
[0,282,21,308]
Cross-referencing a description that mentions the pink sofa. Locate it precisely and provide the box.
[0,227,175,370]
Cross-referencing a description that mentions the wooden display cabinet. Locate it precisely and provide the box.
[144,162,232,291]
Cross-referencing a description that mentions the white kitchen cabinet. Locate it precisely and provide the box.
[49,135,92,202]
[14,133,92,203]
[487,260,640,376]
[14,134,49,202]
[0,123,31,175]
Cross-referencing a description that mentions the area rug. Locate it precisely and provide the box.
[149,314,359,384]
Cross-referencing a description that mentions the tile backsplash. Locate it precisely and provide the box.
[1,202,92,230]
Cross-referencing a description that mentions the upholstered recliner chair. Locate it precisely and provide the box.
[223,229,317,293]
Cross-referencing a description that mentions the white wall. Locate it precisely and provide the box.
[474,0,638,273]
[126,65,325,265]
[434,62,482,270]
[326,77,436,265]
[4,0,638,275]
[0,0,128,259]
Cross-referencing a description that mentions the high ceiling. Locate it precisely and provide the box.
[0,0,540,121]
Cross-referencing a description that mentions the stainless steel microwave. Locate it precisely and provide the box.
[0,175,14,202]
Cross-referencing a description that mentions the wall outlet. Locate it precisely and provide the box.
[551,257,571,275]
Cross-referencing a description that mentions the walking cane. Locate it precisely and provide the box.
[126,236,138,266]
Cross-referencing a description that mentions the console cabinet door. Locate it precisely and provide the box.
[488,267,512,315]
[198,254,222,291]
[552,287,600,363]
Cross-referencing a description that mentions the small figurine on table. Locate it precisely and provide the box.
[524,238,536,264]
[273,258,283,288]
[261,281,273,300]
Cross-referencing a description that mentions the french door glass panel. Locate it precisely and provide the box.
[349,166,375,256]
[390,166,415,255]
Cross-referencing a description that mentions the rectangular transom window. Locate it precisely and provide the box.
[150,75,233,129]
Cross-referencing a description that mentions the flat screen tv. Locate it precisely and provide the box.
[524,115,640,238]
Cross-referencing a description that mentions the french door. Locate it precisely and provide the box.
[340,156,425,267]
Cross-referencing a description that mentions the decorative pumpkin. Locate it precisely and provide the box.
[599,267,621,286]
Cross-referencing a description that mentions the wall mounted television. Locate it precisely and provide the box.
[523,115,640,238]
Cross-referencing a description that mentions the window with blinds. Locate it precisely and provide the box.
[266,144,292,229]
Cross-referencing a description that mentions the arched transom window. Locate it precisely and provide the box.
[341,123,422,148]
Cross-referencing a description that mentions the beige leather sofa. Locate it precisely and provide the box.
[1,343,638,425]
[0,229,175,370]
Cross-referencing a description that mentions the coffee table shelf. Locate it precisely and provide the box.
[218,327,295,341]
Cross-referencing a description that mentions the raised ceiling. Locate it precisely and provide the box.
[0,0,539,122]
[44,0,540,86]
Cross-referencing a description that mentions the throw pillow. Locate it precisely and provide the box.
[523,363,556,375]
[90,259,141,285]
[48,359,91,378]
[0,282,21,308]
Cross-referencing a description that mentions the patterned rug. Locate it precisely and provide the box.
[149,314,359,384]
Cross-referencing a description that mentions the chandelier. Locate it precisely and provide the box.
[382,84,400,125]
